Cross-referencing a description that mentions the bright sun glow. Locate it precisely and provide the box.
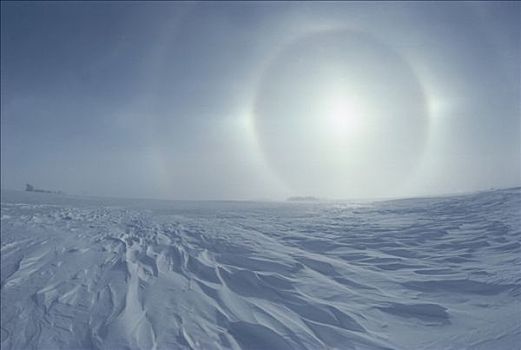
[322,93,364,138]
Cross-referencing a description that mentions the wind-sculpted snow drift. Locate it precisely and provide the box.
[1,188,520,350]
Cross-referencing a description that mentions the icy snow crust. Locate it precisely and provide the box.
[1,188,520,350]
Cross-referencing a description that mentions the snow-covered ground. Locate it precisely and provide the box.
[1,188,520,350]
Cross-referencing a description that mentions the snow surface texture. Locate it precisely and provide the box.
[1,188,520,350]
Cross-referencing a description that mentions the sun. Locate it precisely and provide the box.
[322,92,364,139]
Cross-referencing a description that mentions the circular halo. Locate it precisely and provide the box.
[253,29,430,198]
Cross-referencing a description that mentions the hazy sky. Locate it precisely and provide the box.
[1,1,519,200]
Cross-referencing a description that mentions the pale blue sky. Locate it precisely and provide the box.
[1,1,519,199]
